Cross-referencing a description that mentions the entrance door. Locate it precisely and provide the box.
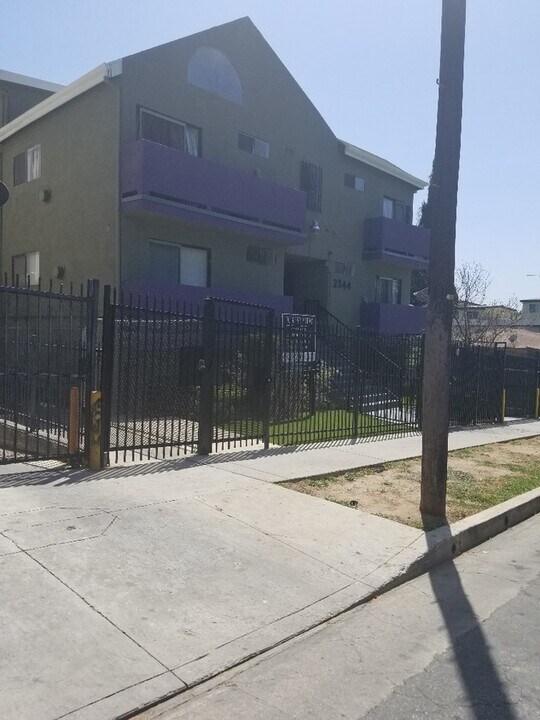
[284,256,328,312]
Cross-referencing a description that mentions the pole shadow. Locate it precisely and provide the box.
[423,522,520,719]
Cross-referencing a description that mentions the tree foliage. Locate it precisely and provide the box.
[453,262,520,345]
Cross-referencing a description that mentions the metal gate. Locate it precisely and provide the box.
[198,298,274,453]
[100,288,202,463]
[0,279,97,464]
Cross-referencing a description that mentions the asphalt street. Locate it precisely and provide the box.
[141,513,540,720]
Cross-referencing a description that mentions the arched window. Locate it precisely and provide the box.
[188,47,243,105]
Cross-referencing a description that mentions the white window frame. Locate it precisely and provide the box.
[12,251,40,286]
[148,240,209,287]
[13,144,41,186]
[139,108,201,157]
[238,132,270,159]
[376,276,402,305]
[27,145,41,181]
[345,173,365,191]
[382,197,412,224]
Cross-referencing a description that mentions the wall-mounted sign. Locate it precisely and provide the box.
[281,313,316,363]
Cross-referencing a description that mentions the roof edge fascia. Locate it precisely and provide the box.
[0,60,122,143]
[341,140,427,190]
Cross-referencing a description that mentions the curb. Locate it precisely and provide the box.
[368,486,540,596]
[123,488,540,720]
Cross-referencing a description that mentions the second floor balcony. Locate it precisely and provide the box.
[121,140,307,246]
[363,217,430,268]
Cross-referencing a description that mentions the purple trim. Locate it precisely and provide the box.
[121,279,294,316]
[121,140,307,246]
[363,217,430,268]
[360,303,427,334]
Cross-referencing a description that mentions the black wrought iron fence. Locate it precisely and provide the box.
[100,288,202,463]
[449,343,506,425]
[5,279,537,468]
[504,349,540,418]
[0,278,97,464]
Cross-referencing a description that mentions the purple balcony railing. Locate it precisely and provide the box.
[121,140,307,246]
[360,303,427,334]
[363,217,430,268]
[121,279,294,317]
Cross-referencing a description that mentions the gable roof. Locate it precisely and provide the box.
[0,61,122,142]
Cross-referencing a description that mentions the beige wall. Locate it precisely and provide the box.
[0,83,119,290]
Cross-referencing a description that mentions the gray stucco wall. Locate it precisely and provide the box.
[0,81,56,126]
[0,83,119,290]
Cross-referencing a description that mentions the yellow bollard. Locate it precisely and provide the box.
[89,390,102,470]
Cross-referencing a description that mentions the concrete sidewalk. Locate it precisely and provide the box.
[1,420,539,720]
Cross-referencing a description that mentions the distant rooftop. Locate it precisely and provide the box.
[0,69,63,93]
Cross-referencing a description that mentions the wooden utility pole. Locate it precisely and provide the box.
[421,0,467,521]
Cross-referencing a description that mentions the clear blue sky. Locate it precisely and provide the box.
[2,1,539,302]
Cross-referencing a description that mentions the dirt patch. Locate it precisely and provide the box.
[282,436,540,528]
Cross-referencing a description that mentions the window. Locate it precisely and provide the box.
[246,246,275,265]
[300,161,323,212]
[139,108,201,156]
[529,303,537,313]
[148,241,209,287]
[12,251,40,285]
[238,132,270,159]
[188,47,244,105]
[344,173,365,191]
[467,310,480,320]
[382,197,412,224]
[13,145,41,186]
[376,277,402,304]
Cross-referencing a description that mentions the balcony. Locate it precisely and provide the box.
[360,303,427,334]
[363,217,429,267]
[121,140,307,246]
[121,279,294,317]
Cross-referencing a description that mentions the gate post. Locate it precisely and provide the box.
[84,279,100,463]
[416,334,426,430]
[197,298,216,455]
[262,308,275,449]
[352,327,361,439]
[499,344,507,423]
[99,285,115,467]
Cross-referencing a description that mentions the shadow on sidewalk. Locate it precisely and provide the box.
[0,430,420,488]
[425,523,519,719]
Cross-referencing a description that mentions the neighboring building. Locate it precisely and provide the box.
[0,18,428,331]
[0,69,63,127]
[453,302,520,344]
[518,299,540,332]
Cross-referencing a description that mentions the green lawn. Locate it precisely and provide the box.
[269,410,409,445]
[221,410,412,445]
